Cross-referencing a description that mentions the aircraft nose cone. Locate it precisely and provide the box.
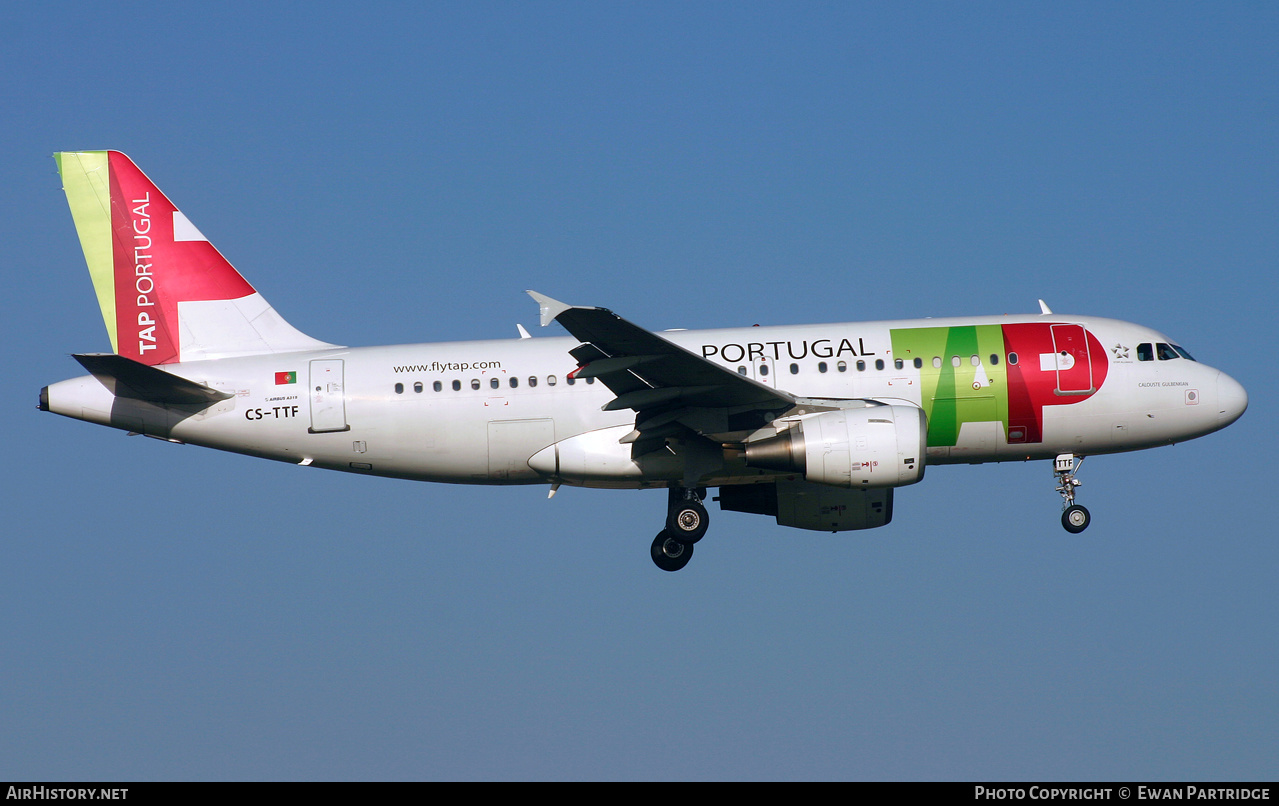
[1216,371,1248,425]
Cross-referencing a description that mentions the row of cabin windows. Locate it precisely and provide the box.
[734,345,1196,373]
[394,375,597,395]
[397,345,1181,393]
[391,345,1194,395]
[736,353,1012,376]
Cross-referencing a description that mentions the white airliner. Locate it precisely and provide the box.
[41,151,1248,571]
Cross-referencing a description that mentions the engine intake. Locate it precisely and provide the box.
[744,406,926,489]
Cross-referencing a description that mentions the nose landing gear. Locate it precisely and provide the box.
[1054,454,1091,533]
[650,487,708,571]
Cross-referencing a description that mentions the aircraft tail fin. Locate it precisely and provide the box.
[55,151,336,366]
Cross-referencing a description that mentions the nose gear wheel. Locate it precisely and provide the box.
[1054,454,1091,533]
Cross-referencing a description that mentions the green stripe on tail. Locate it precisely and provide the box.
[55,151,118,353]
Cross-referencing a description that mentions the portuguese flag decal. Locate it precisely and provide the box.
[275,371,297,385]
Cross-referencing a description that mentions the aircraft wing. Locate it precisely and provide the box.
[528,292,796,452]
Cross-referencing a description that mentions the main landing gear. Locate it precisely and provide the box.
[651,487,708,572]
[1054,453,1091,534]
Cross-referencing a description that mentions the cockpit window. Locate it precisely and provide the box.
[1173,344,1196,361]
[1156,342,1180,361]
[1137,343,1154,362]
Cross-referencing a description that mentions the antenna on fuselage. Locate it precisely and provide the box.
[1038,299,1053,315]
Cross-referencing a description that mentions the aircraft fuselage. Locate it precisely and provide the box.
[43,313,1246,488]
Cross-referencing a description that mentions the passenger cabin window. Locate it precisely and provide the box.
[933,357,942,369]
[528,376,537,388]
[414,381,423,393]
[490,378,501,389]
[874,359,885,371]
[394,383,404,394]
[818,362,828,373]
[433,381,442,392]
[894,359,904,370]
[452,380,461,391]
[759,364,769,376]
[509,377,519,388]
[990,354,1000,365]
[471,379,481,390]
[548,375,557,386]
[737,366,747,375]
[789,363,799,374]
[913,358,923,369]
[1008,352,1018,365]
[1137,343,1154,362]
[855,360,865,372]
[837,361,847,372]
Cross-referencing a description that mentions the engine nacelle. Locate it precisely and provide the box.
[744,405,926,489]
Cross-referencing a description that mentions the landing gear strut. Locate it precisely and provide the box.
[1054,454,1090,534]
[650,487,708,571]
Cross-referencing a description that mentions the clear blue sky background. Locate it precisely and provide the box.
[2,2,1275,781]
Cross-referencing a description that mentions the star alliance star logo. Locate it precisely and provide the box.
[1111,343,1129,359]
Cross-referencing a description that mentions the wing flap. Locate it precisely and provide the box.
[572,354,668,379]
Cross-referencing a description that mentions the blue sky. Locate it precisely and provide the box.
[2,2,1275,780]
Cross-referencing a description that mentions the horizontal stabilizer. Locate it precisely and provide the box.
[73,353,233,406]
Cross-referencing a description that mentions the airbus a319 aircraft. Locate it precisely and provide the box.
[41,152,1248,571]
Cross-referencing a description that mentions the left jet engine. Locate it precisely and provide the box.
[743,406,927,489]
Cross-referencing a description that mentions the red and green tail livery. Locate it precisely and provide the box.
[55,151,331,365]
